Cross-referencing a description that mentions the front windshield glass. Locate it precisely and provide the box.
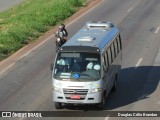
[54,52,101,81]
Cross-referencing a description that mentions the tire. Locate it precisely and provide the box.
[56,39,61,46]
[55,102,62,109]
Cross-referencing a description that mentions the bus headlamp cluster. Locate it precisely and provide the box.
[52,86,62,93]
[89,88,101,94]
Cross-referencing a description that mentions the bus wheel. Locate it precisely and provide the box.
[55,102,62,109]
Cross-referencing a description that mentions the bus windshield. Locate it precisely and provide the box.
[54,52,101,81]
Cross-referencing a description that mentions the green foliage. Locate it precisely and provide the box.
[70,0,84,7]
[0,0,86,61]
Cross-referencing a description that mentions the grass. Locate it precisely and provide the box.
[0,0,86,61]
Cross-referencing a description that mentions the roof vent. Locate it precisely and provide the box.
[77,36,95,42]
[86,21,114,30]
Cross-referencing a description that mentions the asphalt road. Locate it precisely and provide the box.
[0,0,25,12]
[0,0,160,120]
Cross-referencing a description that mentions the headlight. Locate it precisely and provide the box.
[57,38,60,42]
[89,88,101,94]
[52,86,62,93]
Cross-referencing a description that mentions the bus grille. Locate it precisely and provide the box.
[63,89,88,100]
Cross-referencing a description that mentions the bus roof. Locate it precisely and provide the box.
[61,22,120,53]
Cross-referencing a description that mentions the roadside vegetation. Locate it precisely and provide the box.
[0,0,86,61]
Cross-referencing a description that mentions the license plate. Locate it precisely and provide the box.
[70,95,80,99]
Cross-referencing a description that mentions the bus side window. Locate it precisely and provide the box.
[116,38,119,53]
[117,35,122,52]
[102,55,107,73]
[119,34,122,50]
[104,52,108,69]
[114,40,118,56]
[107,48,112,65]
[111,43,115,60]
[106,51,109,67]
